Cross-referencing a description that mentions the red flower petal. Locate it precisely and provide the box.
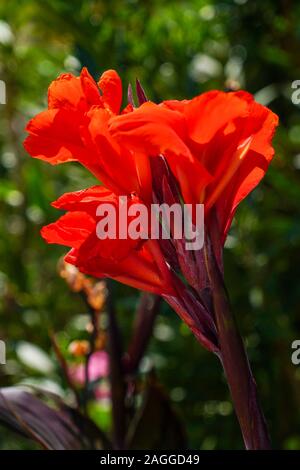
[109,101,212,205]
[24,108,86,164]
[52,186,116,214]
[41,212,95,249]
[48,68,101,111]
[109,101,191,159]
[81,106,143,196]
[183,90,249,145]
[98,69,122,115]
[72,240,173,295]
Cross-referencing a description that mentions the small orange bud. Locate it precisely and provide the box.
[68,340,90,357]
[85,281,107,311]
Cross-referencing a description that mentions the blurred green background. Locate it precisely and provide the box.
[0,0,300,450]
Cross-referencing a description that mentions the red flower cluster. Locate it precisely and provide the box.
[24,68,278,295]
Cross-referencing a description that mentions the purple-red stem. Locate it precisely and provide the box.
[165,265,271,449]
[204,244,271,449]
[123,293,161,374]
[106,281,127,450]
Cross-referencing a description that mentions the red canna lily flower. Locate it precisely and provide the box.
[41,186,173,295]
[24,67,278,300]
[109,90,278,242]
[24,69,279,449]
[24,68,152,201]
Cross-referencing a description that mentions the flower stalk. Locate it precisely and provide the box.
[204,238,271,449]
[106,281,127,450]
[124,293,161,374]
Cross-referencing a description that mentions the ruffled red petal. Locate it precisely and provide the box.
[98,69,122,115]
